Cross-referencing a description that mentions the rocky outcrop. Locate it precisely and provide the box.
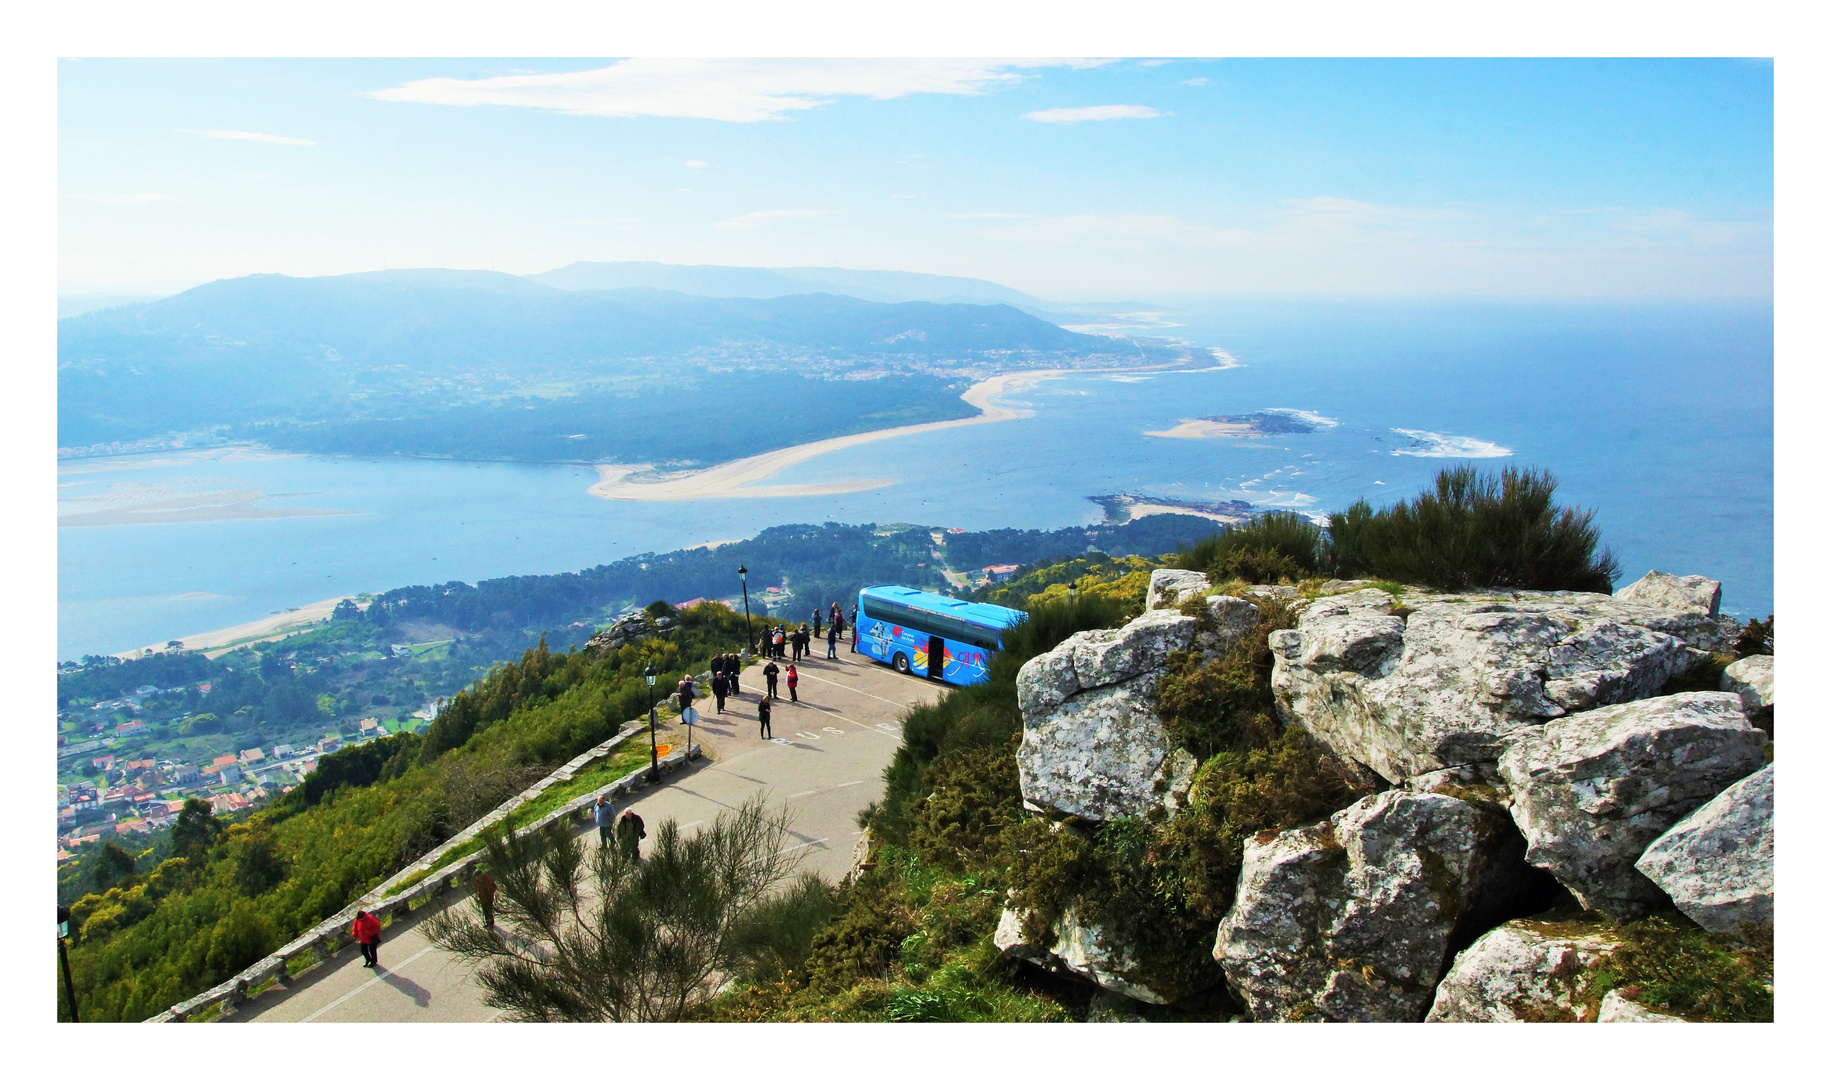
[1270,582,1733,783]
[1425,921,1620,1022]
[1015,603,1254,821]
[1145,568,1210,611]
[1497,692,1768,920]
[995,904,1214,1005]
[585,611,654,654]
[1721,654,1774,714]
[1213,789,1538,1022]
[1635,763,1774,931]
[1615,569,1721,618]
[1597,989,1686,1022]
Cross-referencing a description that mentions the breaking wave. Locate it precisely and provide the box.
[1389,428,1513,458]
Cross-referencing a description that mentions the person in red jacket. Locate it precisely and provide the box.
[352,910,383,968]
[785,662,799,703]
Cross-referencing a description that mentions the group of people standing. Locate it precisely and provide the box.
[765,602,854,663]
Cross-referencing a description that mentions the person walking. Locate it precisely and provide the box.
[617,809,645,861]
[850,604,860,652]
[785,662,799,703]
[757,693,772,739]
[726,653,742,695]
[712,669,728,714]
[764,658,780,699]
[830,601,841,629]
[594,794,614,846]
[473,869,497,929]
[812,607,823,637]
[352,909,382,968]
[827,621,839,659]
[677,674,697,715]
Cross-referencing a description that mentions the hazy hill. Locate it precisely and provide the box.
[59,269,1180,456]
[528,261,1039,307]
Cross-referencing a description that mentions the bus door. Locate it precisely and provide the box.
[927,636,945,679]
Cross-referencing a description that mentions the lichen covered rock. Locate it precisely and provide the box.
[1721,654,1774,714]
[1635,763,1774,931]
[1213,789,1538,1022]
[1596,988,1687,1022]
[1497,692,1768,920]
[1425,921,1621,1022]
[1615,569,1722,618]
[1145,568,1210,611]
[1015,607,1214,820]
[1271,586,1727,783]
[995,903,1214,1004]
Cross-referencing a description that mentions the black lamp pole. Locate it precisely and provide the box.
[1068,580,1078,605]
[644,662,659,783]
[738,565,754,655]
[57,906,79,1023]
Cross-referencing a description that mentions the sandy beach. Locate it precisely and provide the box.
[587,369,1065,502]
[117,595,359,659]
[59,481,356,528]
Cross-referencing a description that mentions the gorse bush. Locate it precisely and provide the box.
[1328,465,1619,592]
[1174,511,1325,585]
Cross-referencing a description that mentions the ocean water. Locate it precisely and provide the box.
[57,299,1772,659]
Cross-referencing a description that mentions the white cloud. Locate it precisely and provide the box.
[1022,104,1164,124]
[683,160,710,168]
[890,193,918,199]
[189,129,315,146]
[371,59,1109,124]
[66,193,177,205]
[1138,59,1173,68]
[1181,77,1210,86]
[714,209,837,230]
[943,211,1029,219]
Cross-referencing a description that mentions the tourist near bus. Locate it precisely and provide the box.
[785,662,799,702]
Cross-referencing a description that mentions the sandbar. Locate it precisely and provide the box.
[59,485,356,528]
[588,369,1063,502]
[1144,418,1262,440]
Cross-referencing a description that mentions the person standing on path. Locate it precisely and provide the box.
[712,669,728,714]
[812,608,823,637]
[785,662,799,703]
[617,810,645,861]
[830,601,841,629]
[850,604,860,652]
[764,659,780,699]
[473,869,497,929]
[757,694,772,739]
[827,621,839,659]
[594,794,614,846]
[677,675,697,716]
[352,910,382,968]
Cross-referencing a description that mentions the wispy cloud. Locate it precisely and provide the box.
[1181,77,1210,87]
[890,193,918,199]
[943,211,1029,219]
[66,193,177,205]
[683,160,710,168]
[1022,104,1164,124]
[371,59,1110,124]
[714,209,837,230]
[188,129,315,146]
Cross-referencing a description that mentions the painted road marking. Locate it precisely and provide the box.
[780,837,831,854]
[300,944,437,1022]
[788,779,865,800]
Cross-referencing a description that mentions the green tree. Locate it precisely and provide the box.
[424,794,803,1021]
[92,841,137,892]
[168,798,221,862]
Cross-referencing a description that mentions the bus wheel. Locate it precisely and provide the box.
[892,653,910,674]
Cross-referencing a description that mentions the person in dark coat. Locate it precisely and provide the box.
[352,910,382,968]
[785,662,799,703]
[850,605,860,651]
[830,601,842,628]
[677,675,696,715]
[764,659,780,699]
[827,621,839,659]
[712,670,728,713]
[812,608,823,637]
[757,694,772,739]
[617,810,645,861]
[473,869,497,929]
[725,654,741,695]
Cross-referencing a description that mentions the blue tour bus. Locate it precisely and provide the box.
[855,585,1027,686]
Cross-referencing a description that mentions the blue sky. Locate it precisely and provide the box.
[58,58,1773,300]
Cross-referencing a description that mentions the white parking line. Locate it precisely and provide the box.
[780,837,831,854]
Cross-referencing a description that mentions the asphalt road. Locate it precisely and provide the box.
[240,650,943,1023]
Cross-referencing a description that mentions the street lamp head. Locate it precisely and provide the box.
[1068,581,1078,600]
[643,662,657,686]
[738,564,747,582]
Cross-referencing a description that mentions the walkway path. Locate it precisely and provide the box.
[239,649,943,1023]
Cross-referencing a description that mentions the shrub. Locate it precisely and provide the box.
[1734,615,1773,658]
[1174,512,1325,584]
[1327,466,1619,592]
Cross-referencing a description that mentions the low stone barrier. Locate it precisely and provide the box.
[145,737,705,1022]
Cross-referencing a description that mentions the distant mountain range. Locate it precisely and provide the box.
[58,269,1189,458]
[528,261,1040,307]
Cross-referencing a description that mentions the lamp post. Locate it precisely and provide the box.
[57,906,79,1023]
[1067,579,1078,605]
[738,565,754,655]
[644,662,660,784]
